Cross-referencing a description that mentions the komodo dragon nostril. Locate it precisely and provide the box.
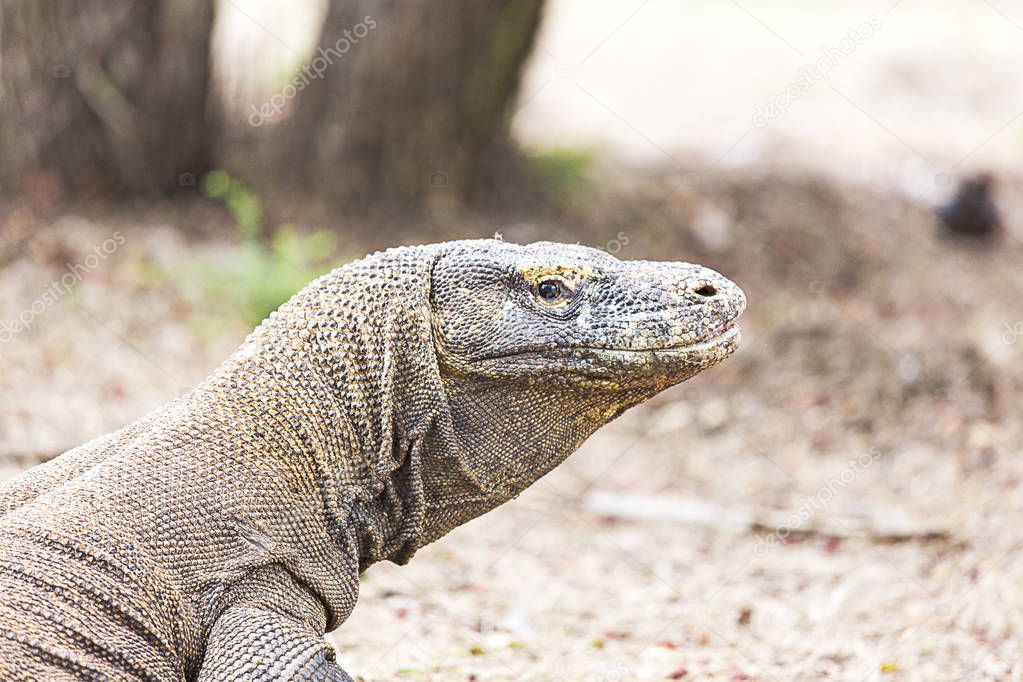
[693,284,717,297]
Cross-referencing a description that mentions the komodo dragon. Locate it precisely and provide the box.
[0,239,745,680]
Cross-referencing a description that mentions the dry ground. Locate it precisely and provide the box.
[1,167,1022,680]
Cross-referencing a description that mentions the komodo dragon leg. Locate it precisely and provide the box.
[197,568,353,682]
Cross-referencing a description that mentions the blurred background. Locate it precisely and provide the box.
[1,1,1022,679]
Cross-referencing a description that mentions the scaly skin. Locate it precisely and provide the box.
[0,239,745,680]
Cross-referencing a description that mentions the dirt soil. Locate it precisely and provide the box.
[1,167,1021,681]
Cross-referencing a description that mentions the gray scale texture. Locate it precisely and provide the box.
[0,239,745,680]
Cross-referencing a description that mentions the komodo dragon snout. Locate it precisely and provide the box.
[0,238,744,681]
[432,239,745,376]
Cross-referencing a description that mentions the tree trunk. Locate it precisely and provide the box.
[0,0,215,200]
[274,0,545,216]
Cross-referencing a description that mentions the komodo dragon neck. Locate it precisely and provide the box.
[184,246,451,607]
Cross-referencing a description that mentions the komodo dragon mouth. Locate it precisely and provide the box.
[476,321,741,361]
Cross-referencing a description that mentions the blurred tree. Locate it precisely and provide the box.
[0,1,215,199]
[276,0,545,216]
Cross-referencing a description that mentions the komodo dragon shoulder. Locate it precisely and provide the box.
[0,239,745,680]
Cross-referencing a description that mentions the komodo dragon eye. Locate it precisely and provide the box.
[535,278,571,304]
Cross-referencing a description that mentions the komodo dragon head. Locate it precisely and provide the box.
[431,240,744,380]
[416,240,745,546]
[225,239,744,564]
